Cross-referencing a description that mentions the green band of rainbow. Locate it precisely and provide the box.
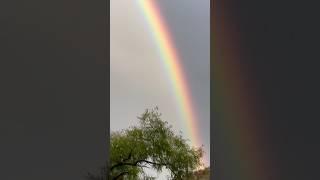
[212,1,276,178]
[137,1,202,151]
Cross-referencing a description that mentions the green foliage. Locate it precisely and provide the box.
[189,167,210,180]
[109,107,204,179]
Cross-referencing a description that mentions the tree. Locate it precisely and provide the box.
[190,167,210,180]
[89,107,204,180]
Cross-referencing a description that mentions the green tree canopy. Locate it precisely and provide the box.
[108,107,204,179]
[190,167,210,180]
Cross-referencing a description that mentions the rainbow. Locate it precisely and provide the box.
[136,1,203,154]
[212,1,276,179]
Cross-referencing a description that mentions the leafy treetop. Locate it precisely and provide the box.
[108,107,204,180]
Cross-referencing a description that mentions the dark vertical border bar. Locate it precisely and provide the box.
[0,0,109,179]
[210,0,215,179]
[106,0,110,177]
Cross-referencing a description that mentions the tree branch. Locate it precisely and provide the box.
[112,171,129,180]
[110,149,133,171]
[135,159,168,167]
[110,159,169,172]
[122,149,133,162]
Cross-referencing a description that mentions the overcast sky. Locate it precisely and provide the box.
[110,0,210,170]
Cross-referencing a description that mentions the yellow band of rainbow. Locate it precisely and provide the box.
[137,0,202,150]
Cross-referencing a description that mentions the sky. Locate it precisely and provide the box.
[110,0,210,171]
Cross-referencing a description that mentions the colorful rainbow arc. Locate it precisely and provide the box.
[136,1,202,150]
[212,1,276,179]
